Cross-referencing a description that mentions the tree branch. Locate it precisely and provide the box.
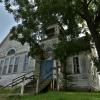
[87,0,92,5]
[83,0,88,4]
[75,10,86,20]
[95,6,100,27]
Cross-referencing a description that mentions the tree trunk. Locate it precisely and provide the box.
[93,37,100,60]
[86,19,100,70]
[81,1,100,63]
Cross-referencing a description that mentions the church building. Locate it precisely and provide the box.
[0,24,100,92]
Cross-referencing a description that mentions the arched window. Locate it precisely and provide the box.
[7,49,15,56]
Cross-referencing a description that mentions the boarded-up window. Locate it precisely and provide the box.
[2,58,9,75]
[8,57,14,74]
[73,57,80,74]
[23,55,28,71]
[13,57,19,73]
[0,60,4,75]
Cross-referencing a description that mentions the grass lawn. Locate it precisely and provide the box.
[0,87,20,94]
[8,91,100,100]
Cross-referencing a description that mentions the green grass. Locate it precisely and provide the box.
[0,87,20,94]
[8,91,100,100]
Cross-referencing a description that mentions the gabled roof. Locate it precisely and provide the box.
[0,33,10,48]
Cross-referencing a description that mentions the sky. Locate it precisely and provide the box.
[0,3,17,43]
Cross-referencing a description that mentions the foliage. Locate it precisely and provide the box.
[34,0,100,62]
[53,36,91,70]
[93,58,100,71]
[0,1,83,56]
[1,0,100,63]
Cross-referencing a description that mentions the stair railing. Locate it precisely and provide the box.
[12,71,34,87]
[1,71,34,89]
[35,67,56,94]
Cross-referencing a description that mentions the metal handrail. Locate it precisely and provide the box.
[2,67,56,89]
[12,74,34,87]
[1,71,34,88]
[13,71,34,82]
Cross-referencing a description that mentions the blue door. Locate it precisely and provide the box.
[40,59,53,80]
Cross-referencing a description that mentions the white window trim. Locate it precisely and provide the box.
[6,57,10,74]
[23,54,29,72]
[1,55,19,75]
[13,56,20,73]
[7,56,15,74]
[2,57,9,75]
[0,59,4,75]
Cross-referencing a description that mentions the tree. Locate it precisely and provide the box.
[1,0,100,67]
[36,0,100,61]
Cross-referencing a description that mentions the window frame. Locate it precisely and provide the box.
[2,58,9,75]
[0,60,4,75]
[7,48,16,56]
[72,56,81,74]
[13,56,20,73]
[23,54,29,72]
[8,56,15,74]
